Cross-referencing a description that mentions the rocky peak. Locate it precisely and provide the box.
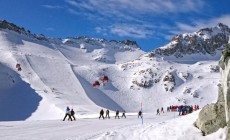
[0,20,140,49]
[0,20,48,41]
[64,37,140,51]
[0,20,29,35]
[152,23,230,58]
[120,40,138,46]
[217,23,230,31]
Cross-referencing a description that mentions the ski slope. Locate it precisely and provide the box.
[0,28,224,139]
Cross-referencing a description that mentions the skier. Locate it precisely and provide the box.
[70,109,76,120]
[178,106,182,115]
[161,107,164,113]
[167,107,170,112]
[138,110,142,118]
[156,108,160,115]
[121,111,126,118]
[105,109,110,119]
[115,110,120,119]
[63,106,72,121]
[194,105,197,111]
[99,109,105,119]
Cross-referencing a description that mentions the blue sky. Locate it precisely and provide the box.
[0,0,230,51]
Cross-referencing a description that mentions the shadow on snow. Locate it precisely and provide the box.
[0,64,42,121]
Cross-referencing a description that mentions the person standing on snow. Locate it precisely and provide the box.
[115,110,120,119]
[121,111,126,118]
[99,109,105,119]
[138,110,142,118]
[105,109,110,119]
[70,109,76,120]
[63,106,72,121]
[167,107,170,112]
[161,107,164,113]
[156,108,160,115]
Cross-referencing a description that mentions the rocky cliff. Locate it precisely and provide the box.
[146,23,229,59]
[195,43,230,138]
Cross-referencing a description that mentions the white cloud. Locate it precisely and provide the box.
[64,0,230,41]
[45,27,55,31]
[110,24,154,38]
[66,0,203,14]
[94,24,154,38]
[171,15,230,35]
[65,0,205,20]
[95,27,108,36]
[63,0,206,39]
[42,5,63,9]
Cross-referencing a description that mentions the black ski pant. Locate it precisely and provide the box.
[105,114,110,118]
[99,114,104,119]
[63,114,72,121]
[71,115,76,120]
[115,115,119,119]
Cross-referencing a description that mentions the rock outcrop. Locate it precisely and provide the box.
[162,71,175,92]
[147,23,229,58]
[195,43,230,137]
[131,68,155,88]
[0,20,48,41]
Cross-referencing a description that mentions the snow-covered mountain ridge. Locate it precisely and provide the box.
[0,20,227,121]
[147,23,230,61]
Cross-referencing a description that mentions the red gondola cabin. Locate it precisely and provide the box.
[93,81,100,88]
[100,75,109,83]
[16,63,22,71]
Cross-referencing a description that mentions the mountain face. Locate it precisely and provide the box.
[0,20,227,121]
[149,23,230,59]
[0,20,140,52]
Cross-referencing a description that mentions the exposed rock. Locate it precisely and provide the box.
[146,23,229,58]
[209,65,220,72]
[219,43,230,70]
[178,72,190,81]
[195,103,226,135]
[120,62,141,71]
[162,71,175,92]
[120,40,138,46]
[131,68,155,88]
[0,20,28,34]
[183,87,191,94]
[0,20,48,41]
[191,90,199,98]
[196,43,230,137]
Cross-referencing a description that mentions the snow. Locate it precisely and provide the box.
[0,28,225,139]
[0,111,226,140]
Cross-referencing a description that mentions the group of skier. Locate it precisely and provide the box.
[156,105,200,116]
[156,107,165,115]
[63,106,76,121]
[178,104,199,115]
[63,104,200,121]
[99,109,126,119]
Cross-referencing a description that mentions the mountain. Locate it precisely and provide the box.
[145,23,230,62]
[0,20,227,121]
